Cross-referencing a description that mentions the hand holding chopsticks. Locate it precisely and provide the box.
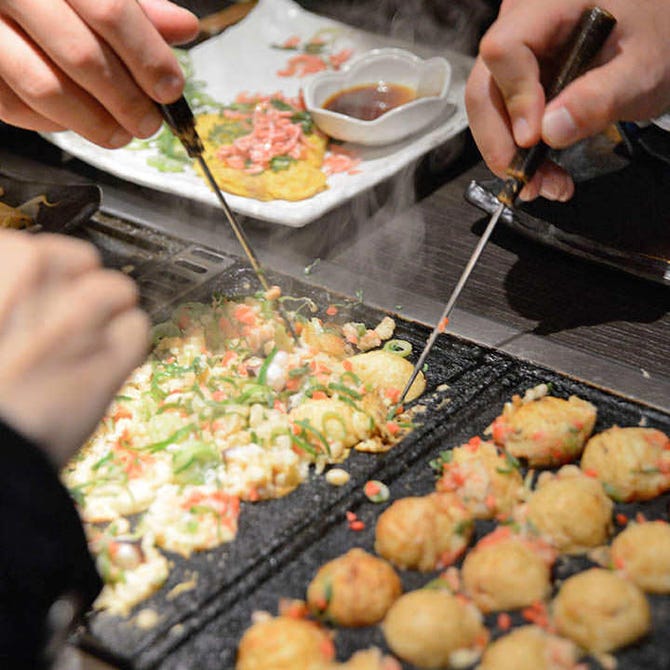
[0,0,197,148]
[466,0,670,204]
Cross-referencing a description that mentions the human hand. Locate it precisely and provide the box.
[0,231,150,467]
[0,0,199,148]
[465,0,670,201]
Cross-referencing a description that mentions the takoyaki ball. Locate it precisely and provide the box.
[580,426,670,502]
[478,625,581,670]
[375,493,474,572]
[332,647,401,670]
[611,520,670,593]
[307,548,402,626]
[347,350,426,402]
[461,528,554,612]
[525,466,613,554]
[236,615,334,670]
[435,438,524,519]
[382,589,487,669]
[490,394,596,468]
[552,568,651,653]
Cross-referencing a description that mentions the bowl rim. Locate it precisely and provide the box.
[302,47,452,130]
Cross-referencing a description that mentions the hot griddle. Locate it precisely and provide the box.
[70,212,670,670]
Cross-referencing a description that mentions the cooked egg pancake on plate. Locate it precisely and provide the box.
[62,292,424,614]
[194,93,329,202]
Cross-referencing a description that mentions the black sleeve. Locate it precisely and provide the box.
[0,421,102,668]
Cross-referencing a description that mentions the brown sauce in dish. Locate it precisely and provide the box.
[322,82,417,121]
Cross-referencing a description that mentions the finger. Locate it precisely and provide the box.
[543,54,670,148]
[518,162,575,202]
[42,269,141,359]
[49,307,150,462]
[72,307,150,407]
[100,307,151,385]
[465,57,517,177]
[0,235,102,341]
[0,76,63,132]
[0,306,150,466]
[137,0,200,46]
[466,55,577,202]
[66,0,187,103]
[478,2,588,147]
[0,17,133,148]
[68,308,150,432]
[1,3,165,143]
[33,233,102,282]
[0,232,42,325]
[498,0,528,14]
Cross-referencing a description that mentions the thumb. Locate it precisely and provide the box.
[542,57,645,148]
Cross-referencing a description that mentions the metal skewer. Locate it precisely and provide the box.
[399,6,617,404]
[157,97,300,343]
[399,201,505,402]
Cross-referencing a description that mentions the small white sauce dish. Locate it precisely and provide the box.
[303,47,452,146]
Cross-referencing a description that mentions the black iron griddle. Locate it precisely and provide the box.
[68,212,670,670]
[0,168,100,234]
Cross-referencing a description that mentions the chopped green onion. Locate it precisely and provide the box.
[423,576,453,591]
[172,443,220,486]
[383,339,412,358]
[256,347,278,386]
[294,419,332,457]
[139,423,197,453]
[454,519,474,536]
[340,371,361,385]
[304,258,321,275]
[269,155,295,172]
[327,382,362,400]
[289,432,318,457]
[429,449,453,473]
[496,451,521,474]
[92,452,114,471]
[602,482,622,501]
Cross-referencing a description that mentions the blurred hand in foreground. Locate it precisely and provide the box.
[0,0,199,148]
[465,0,670,201]
[0,230,150,467]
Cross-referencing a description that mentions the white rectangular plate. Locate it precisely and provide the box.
[43,0,473,227]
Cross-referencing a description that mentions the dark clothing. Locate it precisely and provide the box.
[0,422,101,668]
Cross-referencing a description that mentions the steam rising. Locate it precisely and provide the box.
[171,1,498,311]
[252,1,494,299]
[309,0,494,55]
